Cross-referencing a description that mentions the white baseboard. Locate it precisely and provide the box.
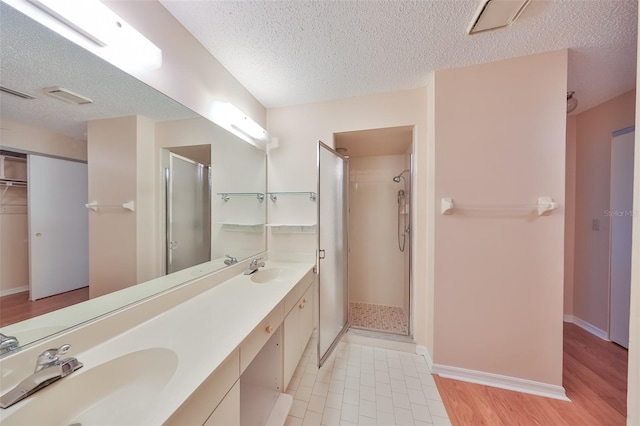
[432,364,570,401]
[0,285,28,297]
[563,315,610,341]
[416,345,433,372]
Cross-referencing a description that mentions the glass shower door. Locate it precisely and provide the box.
[317,141,349,367]
[166,153,211,274]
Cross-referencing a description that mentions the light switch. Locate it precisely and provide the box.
[592,219,600,231]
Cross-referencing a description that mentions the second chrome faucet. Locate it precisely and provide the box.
[244,257,265,275]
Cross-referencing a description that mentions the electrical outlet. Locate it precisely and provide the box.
[592,219,600,231]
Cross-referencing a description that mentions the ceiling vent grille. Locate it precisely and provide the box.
[468,0,531,34]
[0,86,35,100]
[43,86,93,105]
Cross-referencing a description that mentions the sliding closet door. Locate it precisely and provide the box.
[28,154,88,300]
[317,141,349,366]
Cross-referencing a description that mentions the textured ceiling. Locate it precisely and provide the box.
[0,3,197,141]
[160,0,638,113]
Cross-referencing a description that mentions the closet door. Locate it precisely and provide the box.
[610,128,634,348]
[28,155,88,300]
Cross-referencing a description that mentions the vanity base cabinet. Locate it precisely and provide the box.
[204,381,240,426]
[164,350,240,426]
[283,284,314,390]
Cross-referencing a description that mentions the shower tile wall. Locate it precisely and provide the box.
[349,155,409,334]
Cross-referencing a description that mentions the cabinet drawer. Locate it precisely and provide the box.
[284,270,314,314]
[165,349,239,426]
[240,302,285,373]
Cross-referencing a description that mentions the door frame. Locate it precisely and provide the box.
[317,140,350,367]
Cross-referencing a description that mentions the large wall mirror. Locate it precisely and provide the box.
[0,3,266,354]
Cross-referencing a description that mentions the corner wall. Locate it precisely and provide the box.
[565,115,577,316]
[573,90,636,333]
[431,50,567,390]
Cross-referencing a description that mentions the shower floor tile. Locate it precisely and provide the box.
[349,302,408,335]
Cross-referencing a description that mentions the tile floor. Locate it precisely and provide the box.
[284,335,451,426]
[349,303,409,335]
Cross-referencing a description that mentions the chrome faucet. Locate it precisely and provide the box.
[0,333,19,355]
[244,257,265,275]
[0,344,83,409]
[224,254,238,266]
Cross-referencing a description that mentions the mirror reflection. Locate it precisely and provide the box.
[0,3,266,352]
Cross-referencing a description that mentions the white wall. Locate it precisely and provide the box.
[349,155,407,308]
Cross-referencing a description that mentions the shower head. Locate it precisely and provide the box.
[392,169,410,183]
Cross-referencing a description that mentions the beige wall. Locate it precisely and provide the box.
[88,116,140,297]
[0,119,86,295]
[267,87,432,349]
[573,90,636,332]
[627,11,640,423]
[565,115,577,316]
[349,155,408,308]
[0,118,87,161]
[432,50,567,386]
[103,0,265,128]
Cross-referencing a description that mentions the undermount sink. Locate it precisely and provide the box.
[250,267,293,283]
[2,347,178,426]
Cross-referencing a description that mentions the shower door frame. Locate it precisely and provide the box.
[317,141,350,367]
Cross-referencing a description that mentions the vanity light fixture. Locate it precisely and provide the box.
[209,101,272,148]
[467,0,531,34]
[3,0,162,72]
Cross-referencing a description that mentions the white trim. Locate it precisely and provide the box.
[416,345,433,372]
[432,363,570,401]
[0,285,28,297]
[563,315,611,341]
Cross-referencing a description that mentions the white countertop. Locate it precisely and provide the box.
[0,259,315,425]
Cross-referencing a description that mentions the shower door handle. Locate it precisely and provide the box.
[318,249,325,260]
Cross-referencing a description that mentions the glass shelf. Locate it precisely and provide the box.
[265,223,317,234]
[267,191,317,202]
[217,192,265,202]
[217,222,265,232]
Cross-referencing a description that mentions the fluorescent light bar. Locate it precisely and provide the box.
[3,0,162,72]
[468,0,531,34]
[210,101,271,148]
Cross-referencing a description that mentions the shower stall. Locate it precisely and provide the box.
[347,153,412,336]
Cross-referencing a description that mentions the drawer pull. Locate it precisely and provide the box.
[265,325,274,333]
[299,303,305,309]
[303,298,309,303]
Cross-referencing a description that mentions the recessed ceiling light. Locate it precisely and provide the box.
[468,0,531,35]
[43,86,93,105]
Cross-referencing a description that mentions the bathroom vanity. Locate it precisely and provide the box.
[0,256,315,425]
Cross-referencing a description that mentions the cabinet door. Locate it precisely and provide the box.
[283,307,300,390]
[299,286,314,348]
[204,381,240,426]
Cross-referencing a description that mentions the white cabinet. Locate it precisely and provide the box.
[165,350,240,426]
[204,381,240,426]
[283,284,314,389]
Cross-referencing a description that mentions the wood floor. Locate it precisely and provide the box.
[434,322,628,425]
[0,287,89,327]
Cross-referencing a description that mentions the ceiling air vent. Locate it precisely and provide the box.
[468,0,531,34]
[43,86,93,105]
[0,86,35,100]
